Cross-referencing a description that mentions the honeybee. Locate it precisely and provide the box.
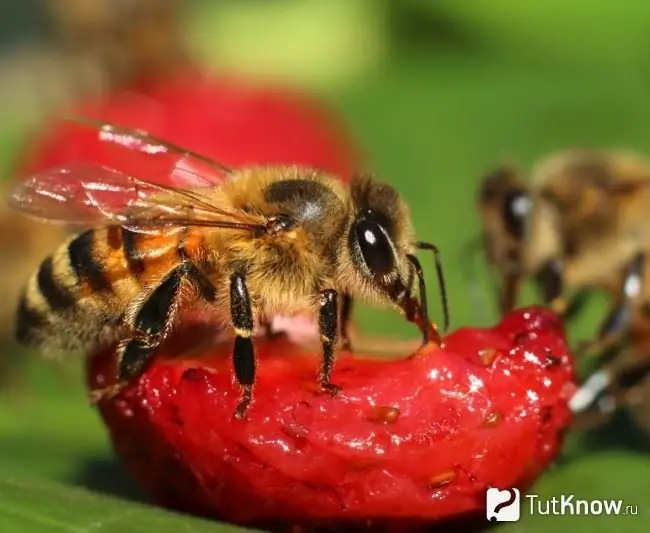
[8,118,450,418]
[475,149,650,429]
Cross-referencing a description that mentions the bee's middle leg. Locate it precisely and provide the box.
[318,289,341,396]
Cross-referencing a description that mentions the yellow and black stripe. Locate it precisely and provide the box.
[14,225,203,351]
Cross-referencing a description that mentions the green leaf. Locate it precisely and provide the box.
[0,477,257,533]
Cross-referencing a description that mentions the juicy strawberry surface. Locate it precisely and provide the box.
[88,307,576,531]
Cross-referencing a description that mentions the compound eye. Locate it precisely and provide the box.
[502,189,530,239]
[355,219,395,275]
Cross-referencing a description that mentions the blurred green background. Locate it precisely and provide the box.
[0,0,649,531]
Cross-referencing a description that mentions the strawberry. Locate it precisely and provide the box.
[88,306,576,530]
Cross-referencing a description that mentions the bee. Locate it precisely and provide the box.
[8,118,450,419]
[474,149,650,429]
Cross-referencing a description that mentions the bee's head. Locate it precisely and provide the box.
[337,174,449,334]
[336,175,417,309]
[478,166,530,245]
[472,166,531,314]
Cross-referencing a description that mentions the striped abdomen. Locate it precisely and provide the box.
[15,226,189,352]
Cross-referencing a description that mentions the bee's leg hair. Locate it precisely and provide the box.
[318,289,341,395]
[118,263,215,381]
[90,262,217,404]
[339,293,353,351]
[230,271,256,419]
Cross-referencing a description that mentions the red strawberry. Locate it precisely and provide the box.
[88,306,576,531]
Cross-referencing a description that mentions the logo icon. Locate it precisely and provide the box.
[486,488,521,521]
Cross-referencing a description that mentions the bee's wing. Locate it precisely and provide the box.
[7,164,266,235]
[67,116,235,189]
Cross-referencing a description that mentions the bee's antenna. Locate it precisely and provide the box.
[415,241,450,332]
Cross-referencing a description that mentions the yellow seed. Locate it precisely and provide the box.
[366,405,401,424]
[427,468,457,489]
[478,347,498,366]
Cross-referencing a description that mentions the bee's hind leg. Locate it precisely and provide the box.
[230,272,256,419]
[91,263,216,404]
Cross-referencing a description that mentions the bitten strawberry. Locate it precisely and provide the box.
[88,306,576,531]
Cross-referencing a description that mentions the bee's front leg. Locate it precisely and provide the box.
[399,292,441,347]
[90,262,216,404]
[317,289,341,396]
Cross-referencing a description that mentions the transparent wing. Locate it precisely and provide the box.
[7,164,266,235]
[68,116,235,189]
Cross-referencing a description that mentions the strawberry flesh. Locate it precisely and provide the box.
[88,306,576,530]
